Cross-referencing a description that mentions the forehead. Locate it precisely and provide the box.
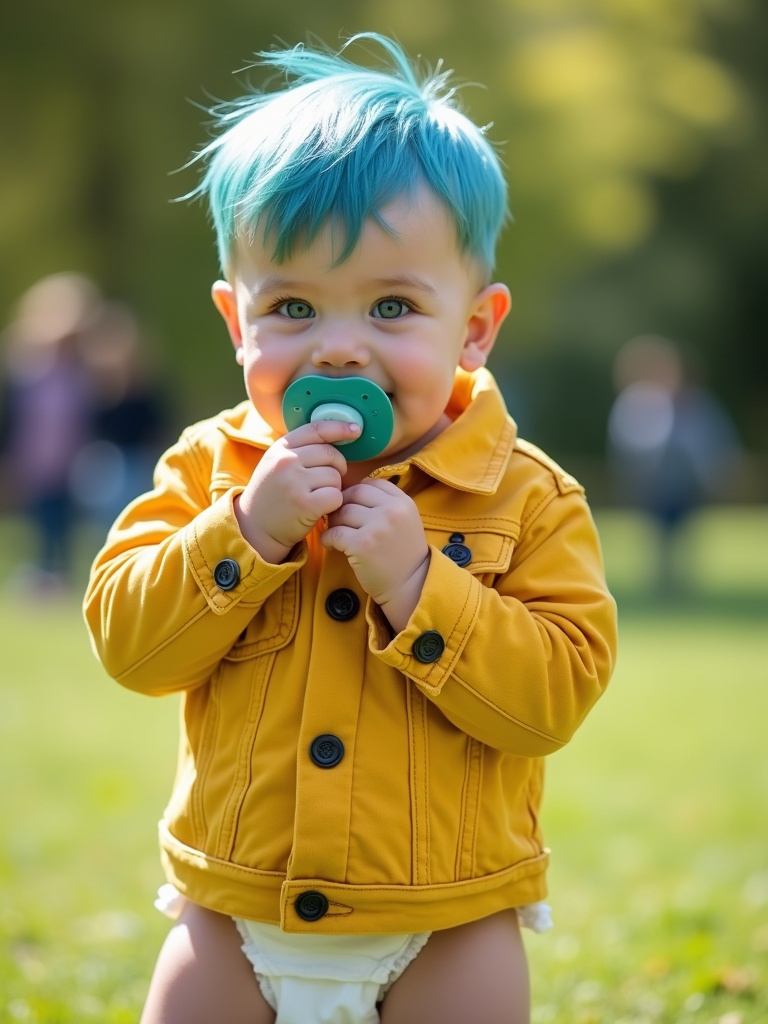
[231,189,476,282]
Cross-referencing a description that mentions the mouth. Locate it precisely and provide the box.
[286,375,393,401]
[293,372,390,390]
[282,375,395,459]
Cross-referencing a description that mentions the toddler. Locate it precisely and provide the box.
[84,33,617,1024]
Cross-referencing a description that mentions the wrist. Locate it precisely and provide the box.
[233,492,293,564]
[378,552,430,634]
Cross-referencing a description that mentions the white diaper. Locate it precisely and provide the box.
[235,918,429,1023]
[154,884,552,1023]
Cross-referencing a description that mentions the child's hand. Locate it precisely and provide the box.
[321,479,430,632]
[234,420,359,564]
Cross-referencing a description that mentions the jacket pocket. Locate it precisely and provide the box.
[422,516,520,576]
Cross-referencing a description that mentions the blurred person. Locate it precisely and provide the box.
[0,272,99,591]
[72,299,167,531]
[84,35,617,1024]
[607,333,742,594]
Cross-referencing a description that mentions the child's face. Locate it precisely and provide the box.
[213,189,510,466]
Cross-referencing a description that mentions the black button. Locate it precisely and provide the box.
[213,558,240,591]
[325,588,360,621]
[310,734,345,768]
[442,540,472,567]
[412,630,445,663]
[295,890,329,921]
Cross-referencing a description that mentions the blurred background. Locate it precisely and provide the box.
[1,0,766,586]
[0,3,766,1020]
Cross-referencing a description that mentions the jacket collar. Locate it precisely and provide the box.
[398,368,517,494]
[217,367,517,495]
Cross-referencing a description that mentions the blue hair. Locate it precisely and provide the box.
[187,33,509,276]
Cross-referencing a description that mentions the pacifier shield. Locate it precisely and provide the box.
[282,376,394,461]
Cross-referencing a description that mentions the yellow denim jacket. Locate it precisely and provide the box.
[84,367,617,934]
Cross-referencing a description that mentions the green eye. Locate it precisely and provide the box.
[373,299,407,319]
[279,300,315,319]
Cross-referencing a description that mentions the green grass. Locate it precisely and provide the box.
[0,509,766,1022]
[531,614,767,1024]
[594,506,768,613]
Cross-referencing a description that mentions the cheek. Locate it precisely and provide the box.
[392,336,451,372]
[242,339,291,380]
[391,348,460,396]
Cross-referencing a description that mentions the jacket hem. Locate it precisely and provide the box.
[159,822,550,935]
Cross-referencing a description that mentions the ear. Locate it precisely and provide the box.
[459,283,511,372]
[211,280,243,360]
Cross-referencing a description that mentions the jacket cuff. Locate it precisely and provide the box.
[185,488,306,612]
[367,545,480,694]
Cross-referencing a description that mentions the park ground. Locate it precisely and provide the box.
[0,507,766,1023]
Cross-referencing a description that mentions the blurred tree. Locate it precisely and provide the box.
[1,0,765,487]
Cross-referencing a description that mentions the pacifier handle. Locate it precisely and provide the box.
[282,376,394,462]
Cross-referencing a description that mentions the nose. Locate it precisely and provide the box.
[311,327,370,370]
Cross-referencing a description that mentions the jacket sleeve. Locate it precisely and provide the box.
[367,485,618,757]
[83,431,305,695]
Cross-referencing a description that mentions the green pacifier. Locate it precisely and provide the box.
[282,376,394,461]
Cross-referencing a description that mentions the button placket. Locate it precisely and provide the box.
[290,562,364,883]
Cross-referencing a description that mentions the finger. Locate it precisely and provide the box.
[284,419,361,449]
[304,487,345,518]
[320,523,353,552]
[340,480,401,507]
[293,445,348,474]
[305,466,344,493]
[358,477,402,493]
[326,502,367,529]
[273,435,348,479]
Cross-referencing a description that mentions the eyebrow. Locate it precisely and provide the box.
[254,273,437,296]
[255,276,308,295]
[372,274,437,294]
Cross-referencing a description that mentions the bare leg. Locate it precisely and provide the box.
[380,910,530,1024]
[140,901,276,1024]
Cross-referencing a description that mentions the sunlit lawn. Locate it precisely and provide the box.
[0,509,766,1023]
